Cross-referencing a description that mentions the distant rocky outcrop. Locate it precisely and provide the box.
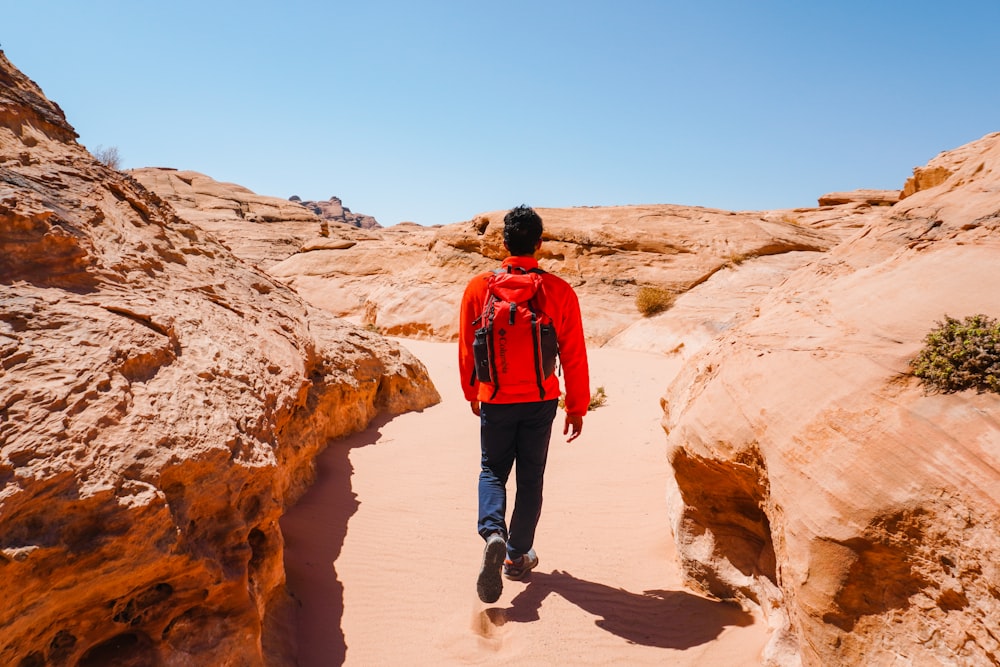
[259,204,866,346]
[817,189,900,206]
[289,195,381,230]
[134,167,876,351]
[135,172,868,347]
[0,50,438,667]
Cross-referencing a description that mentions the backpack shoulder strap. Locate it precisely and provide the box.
[498,265,546,275]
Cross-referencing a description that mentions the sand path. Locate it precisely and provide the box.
[281,340,768,665]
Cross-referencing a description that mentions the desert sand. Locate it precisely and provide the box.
[282,339,769,665]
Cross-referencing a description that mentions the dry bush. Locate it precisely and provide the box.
[727,251,757,267]
[588,386,607,410]
[92,145,122,169]
[636,286,675,317]
[559,386,607,412]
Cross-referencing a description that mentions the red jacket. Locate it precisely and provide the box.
[459,256,590,416]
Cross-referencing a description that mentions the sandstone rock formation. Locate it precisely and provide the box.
[129,168,328,270]
[662,132,1000,666]
[15,34,999,665]
[0,50,438,667]
[259,204,866,347]
[132,159,880,354]
[130,158,872,349]
[817,189,900,206]
[289,195,381,230]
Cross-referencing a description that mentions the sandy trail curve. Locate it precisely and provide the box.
[281,339,768,665]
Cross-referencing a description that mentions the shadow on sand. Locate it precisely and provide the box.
[278,415,393,667]
[496,569,754,650]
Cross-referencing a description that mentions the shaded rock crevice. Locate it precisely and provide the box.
[670,445,777,603]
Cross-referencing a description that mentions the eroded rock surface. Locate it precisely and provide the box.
[129,167,328,270]
[662,132,1000,666]
[0,51,438,666]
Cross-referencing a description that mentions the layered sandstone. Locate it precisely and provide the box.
[132,160,876,354]
[0,50,438,667]
[134,169,884,359]
[261,204,867,347]
[817,189,900,206]
[128,167,331,270]
[662,132,1000,666]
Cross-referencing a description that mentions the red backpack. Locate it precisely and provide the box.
[472,266,558,400]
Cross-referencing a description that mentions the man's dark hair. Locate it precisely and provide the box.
[503,205,543,256]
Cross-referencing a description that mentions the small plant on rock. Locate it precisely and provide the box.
[910,314,1000,394]
[726,251,757,267]
[92,145,122,169]
[636,286,675,317]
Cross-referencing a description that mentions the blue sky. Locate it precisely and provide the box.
[4,1,999,226]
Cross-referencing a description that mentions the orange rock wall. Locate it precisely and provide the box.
[0,52,438,666]
[662,133,1000,666]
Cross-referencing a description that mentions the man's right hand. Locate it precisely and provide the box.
[470,400,481,417]
[564,414,583,442]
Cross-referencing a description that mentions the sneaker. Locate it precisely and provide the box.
[476,533,506,603]
[503,548,539,581]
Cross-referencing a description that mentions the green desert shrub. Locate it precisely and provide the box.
[910,314,1000,394]
[636,286,675,317]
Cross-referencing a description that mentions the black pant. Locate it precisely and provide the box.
[477,399,558,559]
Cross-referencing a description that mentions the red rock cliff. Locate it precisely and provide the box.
[0,51,438,666]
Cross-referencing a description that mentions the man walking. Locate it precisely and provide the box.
[458,205,590,604]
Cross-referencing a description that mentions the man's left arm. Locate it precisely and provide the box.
[556,285,590,432]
